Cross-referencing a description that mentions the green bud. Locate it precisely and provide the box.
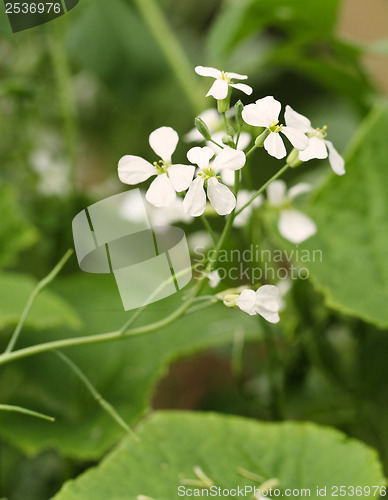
[226,125,235,137]
[217,88,232,113]
[286,148,303,168]
[254,129,270,147]
[222,135,235,147]
[194,117,212,141]
[235,100,244,127]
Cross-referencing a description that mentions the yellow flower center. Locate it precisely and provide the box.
[221,71,231,83]
[269,120,283,133]
[311,125,327,139]
[153,160,170,174]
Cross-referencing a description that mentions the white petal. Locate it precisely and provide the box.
[182,177,207,217]
[298,136,328,162]
[326,140,345,175]
[267,180,287,206]
[187,146,214,169]
[206,79,229,100]
[230,83,253,95]
[288,182,312,199]
[212,147,246,172]
[284,105,312,133]
[208,270,221,288]
[145,173,176,207]
[220,169,236,186]
[207,177,236,215]
[118,155,156,184]
[255,285,280,323]
[278,209,317,244]
[236,289,257,316]
[281,126,309,151]
[149,126,179,162]
[227,71,248,80]
[195,66,221,78]
[243,96,281,128]
[264,132,286,159]
[167,164,195,191]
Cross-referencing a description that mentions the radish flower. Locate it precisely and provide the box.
[195,66,253,100]
[242,96,309,159]
[183,146,246,217]
[118,127,195,208]
[236,285,280,323]
[284,106,345,175]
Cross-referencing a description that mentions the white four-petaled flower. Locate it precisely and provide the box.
[183,146,246,217]
[267,180,317,244]
[195,66,253,100]
[284,106,345,175]
[118,127,195,208]
[236,285,280,323]
[242,96,309,159]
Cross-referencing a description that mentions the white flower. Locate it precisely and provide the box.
[118,127,195,208]
[183,146,246,217]
[242,96,309,159]
[284,106,345,175]
[267,180,316,244]
[208,270,221,288]
[233,190,263,228]
[195,66,253,100]
[236,285,280,323]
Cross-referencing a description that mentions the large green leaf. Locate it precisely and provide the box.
[297,105,388,327]
[53,411,386,499]
[0,274,262,459]
[0,273,81,331]
[207,0,341,60]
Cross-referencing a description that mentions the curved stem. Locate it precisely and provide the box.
[235,164,289,216]
[0,404,55,422]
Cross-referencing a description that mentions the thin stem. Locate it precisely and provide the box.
[54,351,138,440]
[222,112,228,131]
[132,0,202,114]
[245,144,258,157]
[4,250,73,354]
[235,164,290,217]
[209,138,223,149]
[200,215,217,246]
[0,404,55,422]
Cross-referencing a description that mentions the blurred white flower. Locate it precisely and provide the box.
[242,96,309,159]
[195,66,253,100]
[267,180,316,244]
[233,190,263,228]
[284,106,345,175]
[208,270,221,288]
[236,285,280,323]
[30,150,71,197]
[118,127,195,208]
[183,146,246,217]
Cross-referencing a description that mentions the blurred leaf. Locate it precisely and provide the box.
[207,0,341,61]
[0,274,261,459]
[297,104,388,327]
[0,182,38,268]
[0,273,81,332]
[53,411,385,499]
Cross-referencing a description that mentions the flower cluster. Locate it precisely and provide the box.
[117,65,346,323]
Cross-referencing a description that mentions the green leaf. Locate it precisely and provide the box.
[53,411,386,499]
[294,105,388,327]
[207,0,341,60]
[0,274,262,459]
[0,273,81,331]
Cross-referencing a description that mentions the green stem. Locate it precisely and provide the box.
[55,351,138,440]
[132,0,202,114]
[209,138,223,149]
[0,404,55,422]
[4,250,73,354]
[200,214,217,246]
[245,144,258,157]
[235,164,290,216]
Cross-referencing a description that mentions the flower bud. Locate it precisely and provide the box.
[222,135,235,147]
[194,117,212,141]
[254,129,270,148]
[286,148,303,168]
[235,100,244,127]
